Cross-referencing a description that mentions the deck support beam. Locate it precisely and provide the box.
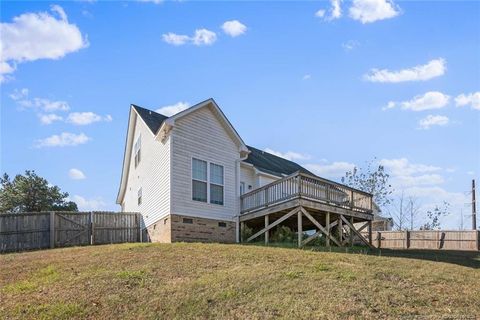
[326,211,330,248]
[340,215,374,249]
[350,216,354,247]
[338,215,343,247]
[240,222,245,242]
[297,211,303,248]
[265,215,269,245]
[300,207,341,247]
[246,207,299,243]
[368,221,373,247]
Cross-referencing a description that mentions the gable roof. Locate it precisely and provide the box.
[243,145,314,177]
[131,104,169,134]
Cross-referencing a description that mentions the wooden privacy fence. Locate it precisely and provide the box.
[361,230,479,251]
[0,211,142,253]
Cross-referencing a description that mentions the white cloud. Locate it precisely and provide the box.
[264,148,311,161]
[418,115,449,130]
[69,168,86,180]
[39,113,63,125]
[302,74,312,80]
[364,58,446,83]
[342,40,359,51]
[36,132,90,148]
[379,158,441,177]
[34,98,70,112]
[455,92,480,110]
[221,20,247,37]
[330,0,342,20]
[0,5,88,82]
[384,91,450,111]
[393,174,445,187]
[10,89,70,112]
[162,33,190,46]
[349,0,400,23]
[162,29,217,46]
[192,29,217,46]
[72,195,106,211]
[156,101,190,116]
[9,88,29,101]
[315,9,326,18]
[304,161,356,179]
[317,0,342,21]
[66,112,112,125]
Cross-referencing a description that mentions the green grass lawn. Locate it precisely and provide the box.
[0,243,479,319]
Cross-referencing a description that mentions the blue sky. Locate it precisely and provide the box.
[1,0,479,229]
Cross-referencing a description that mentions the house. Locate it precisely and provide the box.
[117,98,375,246]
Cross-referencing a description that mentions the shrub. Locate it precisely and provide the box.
[241,224,253,242]
[271,226,295,243]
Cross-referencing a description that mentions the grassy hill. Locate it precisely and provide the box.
[1,243,478,319]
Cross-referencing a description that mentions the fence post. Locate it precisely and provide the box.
[90,211,95,245]
[377,231,381,249]
[405,230,410,249]
[50,212,55,249]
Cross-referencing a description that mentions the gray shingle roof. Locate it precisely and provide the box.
[244,145,314,177]
[132,104,169,134]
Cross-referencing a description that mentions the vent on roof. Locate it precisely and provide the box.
[149,111,152,115]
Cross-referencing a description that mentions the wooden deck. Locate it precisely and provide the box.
[239,172,375,248]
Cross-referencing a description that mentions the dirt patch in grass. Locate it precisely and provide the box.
[0,243,478,319]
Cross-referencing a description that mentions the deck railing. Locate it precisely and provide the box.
[240,172,373,214]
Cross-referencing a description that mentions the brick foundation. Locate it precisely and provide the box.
[146,214,236,243]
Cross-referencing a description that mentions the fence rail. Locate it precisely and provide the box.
[240,172,373,214]
[360,230,480,251]
[0,211,141,253]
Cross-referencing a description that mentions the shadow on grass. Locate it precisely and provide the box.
[373,249,480,269]
[243,241,480,269]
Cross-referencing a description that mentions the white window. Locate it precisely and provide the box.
[134,135,141,168]
[137,188,142,206]
[192,158,207,202]
[191,158,224,205]
[210,163,224,205]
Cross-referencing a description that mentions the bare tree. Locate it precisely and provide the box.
[420,201,450,230]
[406,196,421,230]
[388,191,408,230]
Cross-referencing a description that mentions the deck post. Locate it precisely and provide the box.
[338,215,343,247]
[326,211,330,247]
[298,210,302,248]
[350,216,354,247]
[368,221,373,246]
[240,222,245,243]
[264,215,269,245]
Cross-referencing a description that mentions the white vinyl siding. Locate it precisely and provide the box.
[240,165,256,191]
[171,105,239,221]
[122,113,171,228]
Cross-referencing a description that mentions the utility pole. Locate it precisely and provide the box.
[473,179,477,230]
